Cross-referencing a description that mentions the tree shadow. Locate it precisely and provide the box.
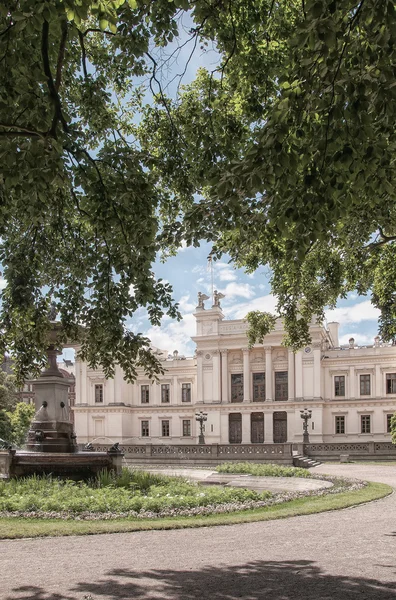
[7,559,396,600]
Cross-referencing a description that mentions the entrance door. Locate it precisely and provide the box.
[273,411,287,443]
[251,412,264,443]
[229,413,242,444]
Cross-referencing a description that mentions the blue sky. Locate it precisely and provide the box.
[119,241,381,359]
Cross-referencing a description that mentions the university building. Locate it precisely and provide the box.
[72,297,396,448]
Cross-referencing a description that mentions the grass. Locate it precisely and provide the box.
[216,462,310,477]
[0,481,390,539]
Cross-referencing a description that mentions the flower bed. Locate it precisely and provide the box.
[0,467,366,520]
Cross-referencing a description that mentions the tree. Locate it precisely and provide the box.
[0,370,18,442]
[0,0,187,383]
[1,1,396,384]
[138,0,396,349]
[7,402,35,448]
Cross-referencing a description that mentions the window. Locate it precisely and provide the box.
[141,385,149,404]
[231,374,244,403]
[94,384,103,403]
[386,373,396,394]
[275,371,288,401]
[361,415,371,434]
[161,420,170,437]
[387,414,393,433]
[182,383,191,403]
[334,376,345,397]
[161,384,170,403]
[335,416,345,434]
[253,373,265,402]
[141,420,149,437]
[182,419,191,437]
[360,374,371,396]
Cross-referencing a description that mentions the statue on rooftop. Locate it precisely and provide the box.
[213,290,225,308]
[197,292,210,309]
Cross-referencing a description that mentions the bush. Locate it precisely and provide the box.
[216,462,310,478]
[0,470,271,515]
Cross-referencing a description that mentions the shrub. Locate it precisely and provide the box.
[216,462,310,478]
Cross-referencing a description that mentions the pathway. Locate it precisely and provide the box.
[1,464,396,600]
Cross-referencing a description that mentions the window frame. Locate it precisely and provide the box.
[161,383,170,403]
[140,384,150,404]
[94,384,104,403]
[335,415,345,435]
[161,419,170,437]
[360,414,371,434]
[359,374,371,396]
[181,383,191,403]
[334,375,346,397]
[141,420,150,437]
[275,371,288,401]
[230,373,244,403]
[253,372,265,402]
[182,419,191,437]
[386,373,396,394]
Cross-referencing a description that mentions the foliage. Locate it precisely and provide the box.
[0,470,270,514]
[139,0,396,349]
[391,413,396,445]
[0,371,19,443]
[0,0,186,382]
[216,462,310,478]
[7,403,35,447]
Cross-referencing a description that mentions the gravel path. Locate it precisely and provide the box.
[1,464,396,600]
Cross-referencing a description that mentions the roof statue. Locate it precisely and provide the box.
[213,290,225,308]
[197,292,210,309]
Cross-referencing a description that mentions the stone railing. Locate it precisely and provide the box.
[303,442,396,460]
[84,443,293,465]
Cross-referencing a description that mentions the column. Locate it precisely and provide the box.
[80,360,87,404]
[114,365,123,404]
[173,375,178,404]
[264,412,273,443]
[197,351,204,403]
[242,348,250,402]
[313,344,321,399]
[242,412,250,443]
[106,376,115,404]
[375,364,381,398]
[295,350,303,400]
[288,350,295,401]
[221,349,228,403]
[265,347,273,401]
[212,350,221,403]
[349,366,355,399]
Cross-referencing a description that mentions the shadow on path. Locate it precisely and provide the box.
[7,560,396,600]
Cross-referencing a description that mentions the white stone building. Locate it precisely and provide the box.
[73,301,396,447]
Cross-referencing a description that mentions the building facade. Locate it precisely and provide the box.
[73,301,396,446]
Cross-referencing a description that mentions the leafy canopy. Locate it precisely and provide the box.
[138,0,396,349]
[1,0,396,385]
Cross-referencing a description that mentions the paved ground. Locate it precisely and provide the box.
[1,464,396,600]
[141,467,333,493]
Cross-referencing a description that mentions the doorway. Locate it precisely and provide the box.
[273,411,287,443]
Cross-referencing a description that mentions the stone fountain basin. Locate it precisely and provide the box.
[10,451,117,480]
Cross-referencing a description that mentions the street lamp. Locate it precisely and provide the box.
[300,408,312,444]
[195,411,208,445]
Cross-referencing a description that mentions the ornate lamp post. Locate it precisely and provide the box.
[195,411,208,445]
[300,408,312,444]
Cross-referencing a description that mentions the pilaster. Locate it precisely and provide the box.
[242,348,250,402]
[197,351,204,403]
[264,412,273,442]
[313,344,321,399]
[212,350,221,403]
[265,347,273,401]
[241,412,250,443]
[295,350,303,399]
[349,366,355,400]
[288,350,295,401]
[221,349,228,403]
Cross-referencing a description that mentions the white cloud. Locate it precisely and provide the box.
[0,278,7,290]
[178,294,196,314]
[129,284,135,296]
[224,294,278,320]
[339,333,375,346]
[215,262,237,282]
[325,301,380,325]
[218,282,255,302]
[144,312,196,357]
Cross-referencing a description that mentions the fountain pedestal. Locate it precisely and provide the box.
[7,320,124,479]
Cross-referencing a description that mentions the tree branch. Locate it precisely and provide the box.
[41,20,69,136]
[77,30,89,80]
[55,20,68,92]
[0,123,46,138]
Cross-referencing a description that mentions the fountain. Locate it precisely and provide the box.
[1,316,123,479]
